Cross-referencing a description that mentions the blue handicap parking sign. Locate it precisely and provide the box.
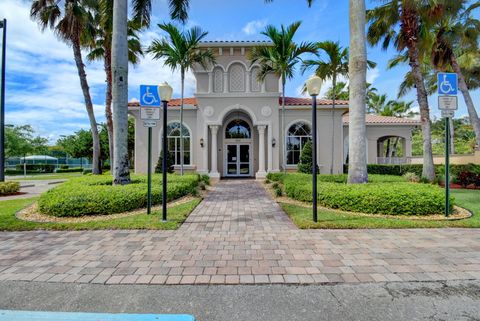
[437,73,458,95]
[140,85,161,107]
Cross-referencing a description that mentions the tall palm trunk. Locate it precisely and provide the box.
[281,77,286,173]
[450,56,480,149]
[104,46,114,175]
[180,68,185,175]
[402,8,435,181]
[112,0,130,184]
[347,0,368,184]
[72,39,101,175]
[330,75,336,174]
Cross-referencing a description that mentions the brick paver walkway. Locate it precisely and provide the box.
[0,179,479,285]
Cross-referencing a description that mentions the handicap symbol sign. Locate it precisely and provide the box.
[437,73,458,95]
[140,85,161,107]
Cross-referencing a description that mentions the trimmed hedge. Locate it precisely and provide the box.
[0,182,20,196]
[56,167,83,173]
[38,174,202,217]
[268,173,452,215]
[343,163,480,177]
[266,173,406,184]
[15,164,55,173]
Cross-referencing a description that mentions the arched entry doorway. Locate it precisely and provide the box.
[223,112,253,177]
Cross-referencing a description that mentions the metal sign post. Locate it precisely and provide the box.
[438,73,458,217]
[140,85,161,215]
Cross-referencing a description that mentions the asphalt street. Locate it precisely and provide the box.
[0,280,479,321]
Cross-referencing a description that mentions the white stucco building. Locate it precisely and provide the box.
[129,41,419,179]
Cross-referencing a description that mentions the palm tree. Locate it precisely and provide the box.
[430,0,480,148]
[249,21,316,172]
[302,41,348,174]
[31,0,102,175]
[87,0,143,174]
[367,0,439,181]
[347,0,369,183]
[147,23,215,175]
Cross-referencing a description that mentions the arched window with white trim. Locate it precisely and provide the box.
[286,122,312,165]
[167,122,191,165]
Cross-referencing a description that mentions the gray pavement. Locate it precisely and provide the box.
[0,179,65,201]
[0,280,479,321]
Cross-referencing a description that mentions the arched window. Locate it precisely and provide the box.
[286,122,312,165]
[213,67,223,93]
[167,122,191,165]
[225,119,251,139]
[229,63,245,92]
[250,67,261,92]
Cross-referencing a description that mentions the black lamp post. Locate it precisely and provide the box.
[306,76,322,223]
[158,82,173,222]
[0,19,6,182]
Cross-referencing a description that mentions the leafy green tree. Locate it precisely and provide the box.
[31,0,102,174]
[249,21,316,172]
[147,23,215,175]
[5,125,48,158]
[297,140,319,174]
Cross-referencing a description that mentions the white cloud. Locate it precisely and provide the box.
[367,67,380,85]
[242,19,267,36]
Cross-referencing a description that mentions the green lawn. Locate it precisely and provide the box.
[8,172,83,181]
[0,197,201,231]
[280,189,480,229]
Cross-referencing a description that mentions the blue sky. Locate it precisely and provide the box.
[1,0,478,142]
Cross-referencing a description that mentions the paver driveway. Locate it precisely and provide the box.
[0,179,479,285]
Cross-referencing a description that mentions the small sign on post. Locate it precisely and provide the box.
[139,85,161,215]
[437,72,458,217]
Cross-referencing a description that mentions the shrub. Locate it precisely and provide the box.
[272,182,279,189]
[56,167,83,173]
[274,187,282,197]
[0,182,20,196]
[403,172,420,183]
[348,163,480,177]
[38,174,201,217]
[279,174,451,215]
[457,171,476,188]
[297,141,319,174]
[60,165,69,170]
[155,153,175,173]
[15,164,55,173]
[198,181,206,190]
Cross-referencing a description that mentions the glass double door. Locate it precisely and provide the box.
[226,144,250,177]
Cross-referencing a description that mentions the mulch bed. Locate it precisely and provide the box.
[0,192,27,197]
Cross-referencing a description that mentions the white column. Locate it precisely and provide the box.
[261,80,266,93]
[256,125,267,179]
[209,125,220,178]
[208,72,213,94]
[246,71,251,93]
[267,124,273,172]
[202,125,209,174]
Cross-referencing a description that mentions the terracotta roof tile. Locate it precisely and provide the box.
[128,97,348,108]
[282,97,349,106]
[128,98,198,107]
[343,114,421,125]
